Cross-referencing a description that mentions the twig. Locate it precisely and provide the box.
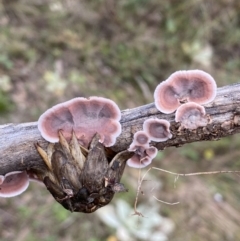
[132,167,152,217]
[2,83,240,174]
[152,167,240,176]
[152,196,180,205]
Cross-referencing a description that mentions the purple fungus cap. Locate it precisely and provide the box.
[38,103,74,142]
[143,118,172,142]
[145,146,158,158]
[175,102,208,129]
[0,171,29,198]
[38,97,122,147]
[128,131,150,151]
[134,131,150,146]
[127,154,152,169]
[154,70,217,114]
[127,146,158,169]
[154,80,178,114]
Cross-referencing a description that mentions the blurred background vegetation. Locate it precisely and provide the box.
[1,0,240,240]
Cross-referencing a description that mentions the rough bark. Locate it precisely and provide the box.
[1,83,240,175]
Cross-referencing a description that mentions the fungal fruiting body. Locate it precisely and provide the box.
[127,130,153,168]
[128,131,150,151]
[175,102,209,130]
[0,171,29,198]
[146,146,158,158]
[154,70,217,114]
[127,118,172,168]
[36,97,132,212]
[143,118,172,142]
[36,131,130,213]
[154,81,178,114]
[38,97,122,148]
[127,146,158,169]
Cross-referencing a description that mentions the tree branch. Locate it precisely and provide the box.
[1,83,240,175]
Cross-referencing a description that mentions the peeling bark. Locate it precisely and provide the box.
[1,83,240,175]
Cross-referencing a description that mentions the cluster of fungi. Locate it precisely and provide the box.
[127,119,172,168]
[0,70,217,213]
[154,70,217,129]
[127,70,217,168]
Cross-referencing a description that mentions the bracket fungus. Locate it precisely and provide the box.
[127,146,158,169]
[143,118,172,142]
[127,118,171,168]
[38,97,122,148]
[0,171,29,198]
[36,96,132,212]
[146,146,158,159]
[127,128,160,168]
[128,131,150,152]
[175,102,209,129]
[154,70,217,113]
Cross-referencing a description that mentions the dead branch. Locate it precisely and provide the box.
[1,83,240,175]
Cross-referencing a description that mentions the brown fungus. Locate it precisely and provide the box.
[154,70,217,113]
[0,171,29,198]
[175,102,208,129]
[143,118,172,142]
[38,97,122,147]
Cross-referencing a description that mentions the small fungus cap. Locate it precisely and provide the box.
[175,102,208,130]
[127,146,158,169]
[146,146,158,158]
[134,131,150,146]
[128,131,150,152]
[127,154,152,169]
[38,97,122,147]
[143,118,172,142]
[0,171,29,198]
[154,70,217,114]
